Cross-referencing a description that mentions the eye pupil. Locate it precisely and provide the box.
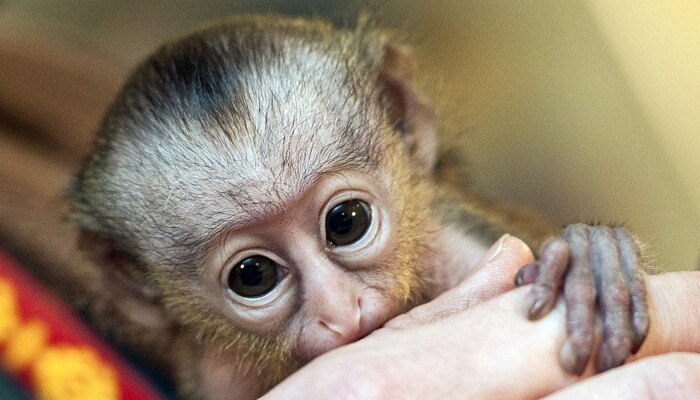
[238,263,263,286]
[228,256,278,298]
[326,199,371,246]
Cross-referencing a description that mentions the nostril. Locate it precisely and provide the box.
[318,319,341,336]
[318,313,362,344]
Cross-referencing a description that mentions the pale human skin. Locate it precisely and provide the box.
[544,353,700,400]
[263,235,700,400]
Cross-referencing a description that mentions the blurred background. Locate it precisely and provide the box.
[0,0,698,283]
[0,1,698,398]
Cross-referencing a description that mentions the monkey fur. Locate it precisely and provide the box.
[69,16,649,399]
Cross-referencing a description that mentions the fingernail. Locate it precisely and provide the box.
[527,296,547,319]
[515,270,524,287]
[560,340,587,376]
[515,263,539,287]
[481,234,509,264]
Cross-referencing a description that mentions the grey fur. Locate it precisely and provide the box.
[71,17,396,272]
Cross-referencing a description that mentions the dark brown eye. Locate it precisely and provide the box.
[325,199,371,246]
[227,256,278,298]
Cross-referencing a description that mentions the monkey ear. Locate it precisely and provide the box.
[77,232,174,330]
[379,44,438,175]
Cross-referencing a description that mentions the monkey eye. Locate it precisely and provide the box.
[227,256,278,298]
[325,199,372,246]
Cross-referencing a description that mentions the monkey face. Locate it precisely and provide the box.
[200,169,416,362]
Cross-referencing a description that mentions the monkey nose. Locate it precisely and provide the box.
[298,307,362,361]
[317,300,363,344]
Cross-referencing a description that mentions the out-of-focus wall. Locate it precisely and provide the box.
[587,1,700,215]
[1,0,697,270]
[381,1,700,271]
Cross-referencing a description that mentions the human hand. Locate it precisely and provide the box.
[262,235,563,399]
[386,233,534,329]
[543,352,700,399]
[262,238,700,400]
[544,271,700,399]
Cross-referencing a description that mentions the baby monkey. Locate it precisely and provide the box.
[70,16,649,399]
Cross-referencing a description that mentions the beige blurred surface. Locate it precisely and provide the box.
[0,1,697,271]
[587,1,700,208]
[386,1,700,271]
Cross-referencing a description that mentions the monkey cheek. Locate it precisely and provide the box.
[357,286,397,337]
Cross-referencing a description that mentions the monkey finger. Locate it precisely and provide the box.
[523,238,570,320]
[559,224,596,375]
[614,227,650,353]
[514,262,539,286]
[590,226,634,372]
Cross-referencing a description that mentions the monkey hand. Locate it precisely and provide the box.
[515,223,649,375]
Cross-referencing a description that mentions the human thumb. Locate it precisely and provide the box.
[385,234,534,329]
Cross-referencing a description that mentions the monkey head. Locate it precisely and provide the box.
[70,16,437,386]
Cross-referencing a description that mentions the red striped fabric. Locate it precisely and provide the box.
[0,251,166,400]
